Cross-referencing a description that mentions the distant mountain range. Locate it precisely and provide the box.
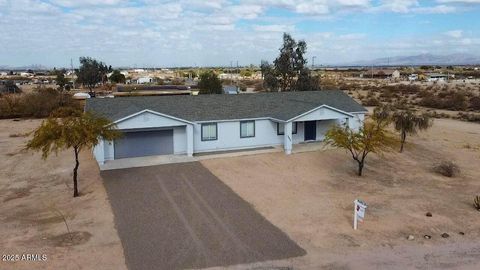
[338,53,480,66]
[2,53,480,70]
[0,64,50,71]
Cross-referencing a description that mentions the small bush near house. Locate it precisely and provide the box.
[433,161,460,177]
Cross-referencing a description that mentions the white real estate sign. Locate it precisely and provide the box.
[353,199,367,230]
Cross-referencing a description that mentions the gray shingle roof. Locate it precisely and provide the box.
[85,90,367,122]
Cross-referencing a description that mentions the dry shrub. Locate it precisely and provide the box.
[0,88,81,119]
[362,96,380,106]
[458,112,480,123]
[420,91,468,111]
[433,161,460,177]
[253,81,264,92]
[0,94,23,118]
[474,196,480,211]
[470,96,480,111]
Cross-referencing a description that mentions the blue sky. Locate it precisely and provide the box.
[0,0,479,67]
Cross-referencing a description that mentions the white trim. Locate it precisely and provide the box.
[113,109,194,125]
[287,105,354,122]
[195,117,285,124]
[350,111,368,114]
[193,143,282,154]
[111,107,362,126]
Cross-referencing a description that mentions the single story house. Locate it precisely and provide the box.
[85,90,367,165]
[426,73,448,82]
[137,76,154,84]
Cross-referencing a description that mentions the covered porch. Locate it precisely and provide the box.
[279,105,359,154]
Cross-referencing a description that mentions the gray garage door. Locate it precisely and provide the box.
[114,130,174,159]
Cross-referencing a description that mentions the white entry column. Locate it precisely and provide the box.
[93,139,105,165]
[186,124,194,156]
[284,121,293,155]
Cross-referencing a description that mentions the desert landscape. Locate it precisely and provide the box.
[1,115,479,269]
[0,119,126,270]
[202,118,480,269]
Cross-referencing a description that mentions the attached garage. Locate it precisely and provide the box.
[114,129,174,159]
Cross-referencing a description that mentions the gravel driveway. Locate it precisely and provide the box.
[102,162,305,270]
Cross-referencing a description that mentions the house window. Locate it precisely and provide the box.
[240,121,255,138]
[201,123,217,141]
[277,122,297,135]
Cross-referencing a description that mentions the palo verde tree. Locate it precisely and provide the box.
[76,57,108,91]
[324,121,397,176]
[372,103,394,127]
[26,110,121,197]
[392,109,432,152]
[198,70,223,94]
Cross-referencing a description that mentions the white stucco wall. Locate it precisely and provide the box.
[92,110,191,163]
[293,106,351,122]
[115,111,187,130]
[173,126,187,154]
[316,119,341,140]
[347,113,365,131]
[91,107,366,165]
[292,121,304,144]
[193,119,283,152]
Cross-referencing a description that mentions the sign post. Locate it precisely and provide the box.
[353,199,367,230]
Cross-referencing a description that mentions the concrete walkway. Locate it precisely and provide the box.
[100,147,282,170]
[99,142,331,170]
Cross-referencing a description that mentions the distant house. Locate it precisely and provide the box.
[0,81,21,94]
[223,85,239,94]
[86,90,367,166]
[114,85,198,96]
[408,74,418,81]
[391,70,401,80]
[427,73,448,82]
[367,69,401,80]
[137,77,154,84]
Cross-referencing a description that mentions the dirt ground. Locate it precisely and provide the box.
[201,118,480,270]
[1,117,480,270]
[0,119,126,270]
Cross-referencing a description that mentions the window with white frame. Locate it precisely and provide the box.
[201,123,217,141]
[277,122,297,135]
[240,121,255,138]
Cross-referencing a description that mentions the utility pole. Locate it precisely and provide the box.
[312,56,316,69]
[70,58,76,89]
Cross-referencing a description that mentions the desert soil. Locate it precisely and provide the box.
[201,118,480,270]
[1,117,480,270]
[0,119,126,270]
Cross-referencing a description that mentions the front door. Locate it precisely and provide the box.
[304,121,316,141]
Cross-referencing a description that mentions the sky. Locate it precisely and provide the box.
[0,0,479,68]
